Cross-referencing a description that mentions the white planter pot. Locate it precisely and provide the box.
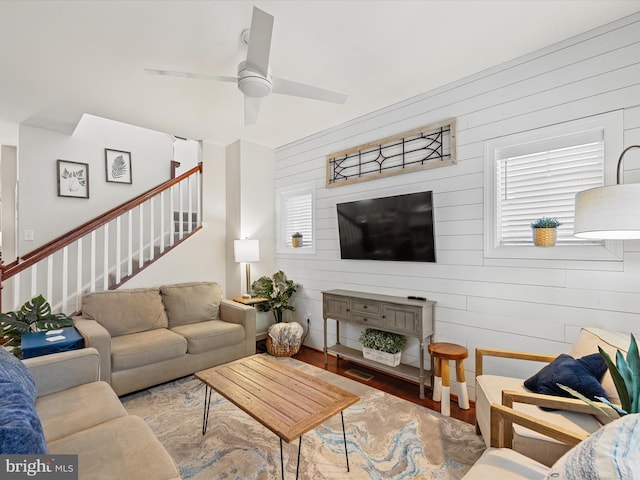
[362,347,401,367]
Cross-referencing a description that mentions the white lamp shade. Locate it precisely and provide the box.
[574,184,640,239]
[234,239,260,262]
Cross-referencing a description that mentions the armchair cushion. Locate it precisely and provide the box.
[569,327,630,405]
[524,353,608,407]
[546,413,640,479]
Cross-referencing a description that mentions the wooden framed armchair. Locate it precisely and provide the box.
[464,401,640,479]
[474,327,629,467]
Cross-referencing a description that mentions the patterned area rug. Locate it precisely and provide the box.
[121,356,485,479]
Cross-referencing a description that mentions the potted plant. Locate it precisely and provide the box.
[531,217,562,247]
[359,327,407,367]
[291,232,303,248]
[251,270,297,323]
[0,295,73,358]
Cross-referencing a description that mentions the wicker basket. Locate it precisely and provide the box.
[532,227,557,247]
[266,336,301,357]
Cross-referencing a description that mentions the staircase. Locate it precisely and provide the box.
[0,163,203,314]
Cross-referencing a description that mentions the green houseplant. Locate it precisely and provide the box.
[0,295,73,358]
[251,270,297,323]
[531,217,562,247]
[359,328,407,367]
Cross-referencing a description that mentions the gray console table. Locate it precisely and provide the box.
[322,289,436,399]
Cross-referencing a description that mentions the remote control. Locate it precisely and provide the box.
[46,335,66,342]
[46,329,64,335]
[407,295,427,301]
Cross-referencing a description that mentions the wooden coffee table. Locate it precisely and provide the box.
[195,355,359,479]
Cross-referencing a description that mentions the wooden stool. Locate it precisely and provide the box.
[428,342,470,416]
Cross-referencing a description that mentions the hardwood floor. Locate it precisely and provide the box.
[291,345,476,425]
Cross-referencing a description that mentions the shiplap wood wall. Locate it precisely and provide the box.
[274,13,640,400]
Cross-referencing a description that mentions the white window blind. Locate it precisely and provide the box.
[283,191,313,248]
[497,137,604,246]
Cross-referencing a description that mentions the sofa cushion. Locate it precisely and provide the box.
[111,329,187,371]
[569,327,630,405]
[81,288,168,337]
[48,415,180,480]
[545,413,640,479]
[36,381,127,442]
[524,353,608,407]
[0,347,46,454]
[171,320,244,355]
[161,281,222,327]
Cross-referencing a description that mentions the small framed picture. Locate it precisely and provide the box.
[105,148,132,184]
[57,160,89,199]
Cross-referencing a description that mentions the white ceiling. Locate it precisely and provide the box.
[1,0,639,148]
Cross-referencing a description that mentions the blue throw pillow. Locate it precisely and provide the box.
[0,347,46,454]
[0,345,37,401]
[524,353,608,404]
[0,379,46,454]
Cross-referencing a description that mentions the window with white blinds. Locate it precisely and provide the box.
[277,184,314,252]
[497,137,604,246]
[484,111,624,261]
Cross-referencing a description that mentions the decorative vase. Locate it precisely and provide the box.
[292,234,303,248]
[273,309,283,323]
[533,227,557,247]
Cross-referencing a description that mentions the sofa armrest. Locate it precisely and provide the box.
[73,316,112,383]
[490,403,588,449]
[475,347,558,377]
[23,347,101,397]
[219,299,256,356]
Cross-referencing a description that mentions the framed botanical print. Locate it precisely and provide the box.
[57,159,89,198]
[105,148,132,184]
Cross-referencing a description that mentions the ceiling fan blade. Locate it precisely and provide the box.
[244,96,261,126]
[271,77,347,104]
[245,6,273,77]
[144,68,236,84]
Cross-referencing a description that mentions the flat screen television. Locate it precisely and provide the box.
[336,191,436,262]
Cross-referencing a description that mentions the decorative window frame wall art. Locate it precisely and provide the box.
[326,118,457,187]
[105,148,132,184]
[57,159,89,199]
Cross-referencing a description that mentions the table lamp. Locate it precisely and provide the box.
[574,145,640,239]
[234,238,260,297]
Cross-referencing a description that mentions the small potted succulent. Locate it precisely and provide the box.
[359,328,407,367]
[291,232,303,248]
[531,217,562,247]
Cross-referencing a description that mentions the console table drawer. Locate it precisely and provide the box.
[351,299,381,315]
[350,313,380,326]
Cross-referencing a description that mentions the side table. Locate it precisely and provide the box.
[232,297,271,344]
[428,342,470,416]
[21,326,84,359]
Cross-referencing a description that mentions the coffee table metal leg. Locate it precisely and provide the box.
[279,436,303,480]
[341,411,350,472]
[202,385,212,435]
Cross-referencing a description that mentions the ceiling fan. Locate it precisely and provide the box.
[145,6,347,126]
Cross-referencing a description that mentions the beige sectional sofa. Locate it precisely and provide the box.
[24,347,180,479]
[73,281,256,396]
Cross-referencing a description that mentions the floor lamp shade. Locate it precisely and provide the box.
[234,239,260,296]
[574,145,640,240]
[574,184,640,239]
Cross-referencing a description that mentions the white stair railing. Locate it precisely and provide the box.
[1,164,203,315]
